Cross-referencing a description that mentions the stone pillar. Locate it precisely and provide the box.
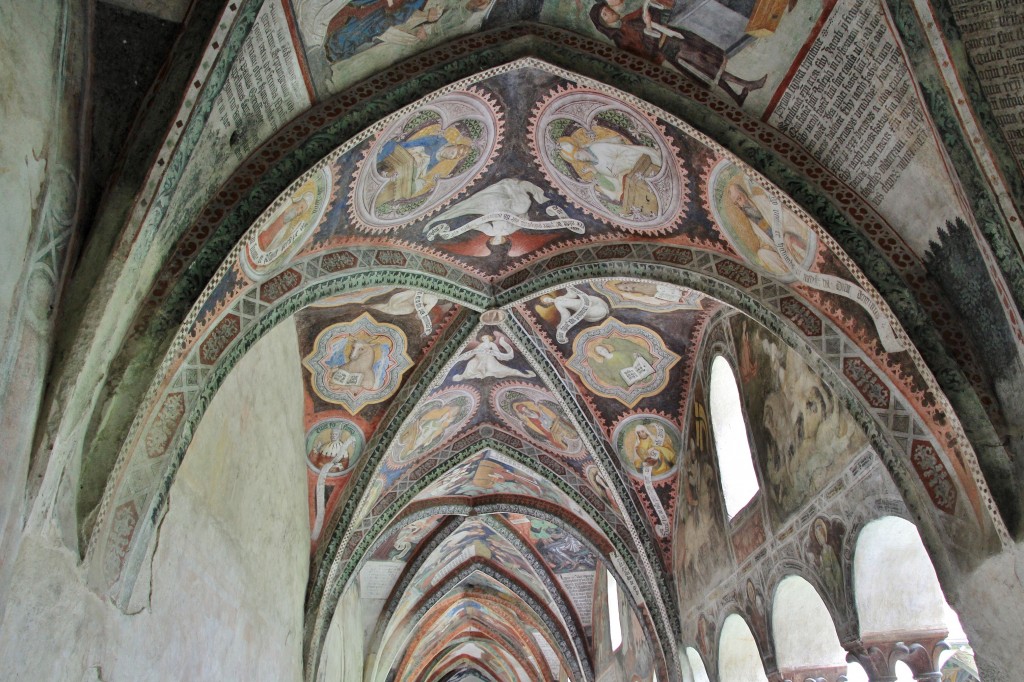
[844,632,947,682]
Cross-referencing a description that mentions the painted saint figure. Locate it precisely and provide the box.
[557,123,663,218]
[630,422,675,476]
[375,124,473,210]
[589,0,767,107]
[512,399,580,453]
[722,179,809,275]
[311,425,358,472]
[257,192,312,254]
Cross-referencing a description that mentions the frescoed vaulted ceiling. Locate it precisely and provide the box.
[56,1,1024,681]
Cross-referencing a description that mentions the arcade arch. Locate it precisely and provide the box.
[5,10,1024,681]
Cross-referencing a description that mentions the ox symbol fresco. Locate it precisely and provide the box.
[531,87,684,233]
[351,90,501,231]
[567,318,679,407]
[305,418,366,540]
[492,383,585,458]
[424,178,585,254]
[452,330,536,382]
[242,166,331,280]
[302,312,413,413]
[613,414,680,537]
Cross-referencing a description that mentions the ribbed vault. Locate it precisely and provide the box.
[62,24,1017,682]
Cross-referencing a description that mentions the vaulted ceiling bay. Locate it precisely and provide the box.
[2,1,1023,682]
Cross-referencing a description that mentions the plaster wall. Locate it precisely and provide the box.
[853,517,946,636]
[0,0,84,623]
[0,319,309,681]
[319,585,364,682]
[954,541,1024,682]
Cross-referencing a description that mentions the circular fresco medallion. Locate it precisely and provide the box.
[531,87,684,233]
[350,89,502,231]
[492,383,585,458]
[302,312,413,414]
[305,418,365,478]
[242,166,332,281]
[612,413,681,483]
[706,159,817,282]
[387,386,478,466]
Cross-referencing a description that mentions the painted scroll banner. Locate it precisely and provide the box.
[763,193,905,353]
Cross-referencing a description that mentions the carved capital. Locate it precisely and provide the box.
[843,632,949,682]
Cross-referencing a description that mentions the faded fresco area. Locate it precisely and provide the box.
[673,377,731,601]
[294,0,500,96]
[730,316,867,527]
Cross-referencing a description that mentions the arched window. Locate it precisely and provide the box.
[709,355,759,517]
[685,647,711,682]
[607,570,623,651]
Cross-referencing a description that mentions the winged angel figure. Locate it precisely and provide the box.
[453,332,536,381]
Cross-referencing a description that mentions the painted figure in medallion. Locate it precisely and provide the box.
[352,91,500,230]
[243,166,331,280]
[306,418,366,541]
[556,117,664,218]
[303,312,413,413]
[614,413,681,536]
[494,384,584,456]
[614,414,680,481]
[390,387,477,464]
[708,160,815,279]
[567,318,679,407]
[533,88,683,232]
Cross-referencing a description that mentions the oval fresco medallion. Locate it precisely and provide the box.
[612,413,681,483]
[706,159,817,282]
[531,87,684,233]
[241,166,332,281]
[387,386,478,466]
[492,383,585,458]
[302,312,413,413]
[350,89,502,231]
[305,418,366,478]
